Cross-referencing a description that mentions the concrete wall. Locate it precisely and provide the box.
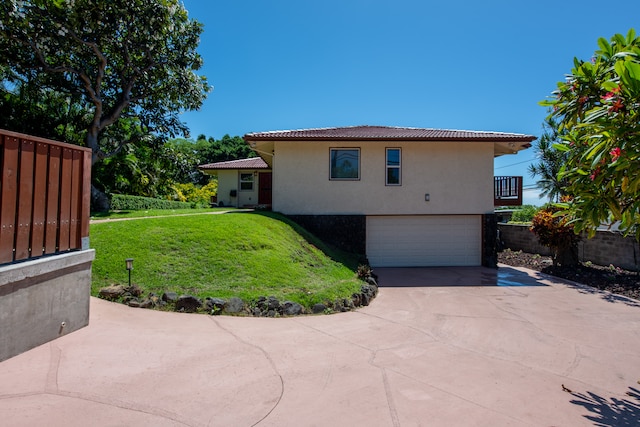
[272,140,495,215]
[0,249,95,362]
[498,223,640,270]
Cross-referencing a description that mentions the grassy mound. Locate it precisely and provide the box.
[90,211,364,309]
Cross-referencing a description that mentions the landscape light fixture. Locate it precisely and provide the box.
[125,258,134,287]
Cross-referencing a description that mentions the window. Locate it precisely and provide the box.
[240,172,254,191]
[386,148,401,185]
[330,148,360,180]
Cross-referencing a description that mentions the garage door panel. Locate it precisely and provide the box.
[366,215,481,267]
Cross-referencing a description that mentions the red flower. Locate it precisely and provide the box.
[609,99,624,113]
[602,87,621,101]
[579,96,589,104]
[590,167,601,181]
[610,147,622,161]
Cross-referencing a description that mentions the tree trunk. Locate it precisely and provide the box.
[552,243,579,267]
[91,184,110,212]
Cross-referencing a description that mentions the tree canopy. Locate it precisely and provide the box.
[541,29,640,240]
[0,0,211,167]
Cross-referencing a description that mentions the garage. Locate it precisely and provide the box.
[366,215,482,267]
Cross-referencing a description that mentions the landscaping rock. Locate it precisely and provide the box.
[333,298,353,312]
[312,303,327,314]
[365,276,378,287]
[126,284,143,297]
[255,296,282,315]
[351,293,361,307]
[205,297,226,314]
[175,295,202,313]
[162,292,178,303]
[224,297,245,314]
[139,298,155,309]
[148,293,161,306]
[99,284,126,300]
[282,301,303,316]
[128,299,141,308]
[267,296,281,311]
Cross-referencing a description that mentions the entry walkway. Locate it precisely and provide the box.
[0,265,639,426]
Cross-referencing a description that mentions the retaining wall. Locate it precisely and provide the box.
[0,250,95,361]
[498,223,639,271]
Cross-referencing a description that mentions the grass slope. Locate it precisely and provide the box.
[90,211,364,308]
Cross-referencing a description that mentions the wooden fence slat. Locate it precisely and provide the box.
[58,147,73,252]
[15,139,35,261]
[69,150,81,249]
[45,145,62,254]
[1,129,92,263]
[0,136,19,264]
[30,142,49,257]
[80,151,91,245]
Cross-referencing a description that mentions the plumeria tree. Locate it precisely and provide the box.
[541,29,640,240]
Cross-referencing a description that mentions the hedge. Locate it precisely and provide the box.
[110,194,192,211]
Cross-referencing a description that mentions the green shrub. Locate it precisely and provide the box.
[110,194,192,210]
[530,206,580,266]
[509,205,539,223]
[169,181,218,208]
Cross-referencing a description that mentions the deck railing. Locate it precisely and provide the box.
[494,176,523,206]
[0,129,91,265]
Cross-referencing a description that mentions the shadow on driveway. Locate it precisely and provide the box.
[374,265,550,288]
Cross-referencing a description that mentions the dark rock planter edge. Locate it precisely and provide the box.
[97,276,379,318]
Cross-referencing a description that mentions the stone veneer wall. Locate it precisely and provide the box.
[287,215,366,256]
[498,223,639,271]
[482,214,499,268]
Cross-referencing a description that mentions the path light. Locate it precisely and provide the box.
[125,258,134,287]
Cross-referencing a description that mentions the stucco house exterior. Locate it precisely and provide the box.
[202,125,535,268]
[199,157,271,208]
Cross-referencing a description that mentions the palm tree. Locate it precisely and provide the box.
[528,116,569,203]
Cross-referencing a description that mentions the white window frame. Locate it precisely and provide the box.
[386,148,401,186]
[239,172,254,191]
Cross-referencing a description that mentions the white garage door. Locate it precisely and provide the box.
[366,215,482,267]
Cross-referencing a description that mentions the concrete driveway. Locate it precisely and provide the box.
[0,265,639,426]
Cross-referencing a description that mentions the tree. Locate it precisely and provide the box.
[0,0,211,209]
[541,29,640,240]
[528,116,569,203]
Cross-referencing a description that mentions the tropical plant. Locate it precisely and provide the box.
[530,205,580,266]
[541,29,640,240]
[528,116,569,203]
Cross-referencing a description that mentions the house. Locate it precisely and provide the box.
[204,125,536,268]
[199,157,272,208]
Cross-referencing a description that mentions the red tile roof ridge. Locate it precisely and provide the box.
[244,125,536,141]
[199,157,269,170]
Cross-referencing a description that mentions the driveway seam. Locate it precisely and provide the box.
[206,316,285,427]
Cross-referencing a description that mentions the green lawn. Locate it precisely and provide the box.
[90,211,364,308]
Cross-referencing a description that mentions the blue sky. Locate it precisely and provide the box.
[179,0,640,205]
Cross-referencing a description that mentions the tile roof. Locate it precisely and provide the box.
[198,157,269,170]
[244,125,536,142]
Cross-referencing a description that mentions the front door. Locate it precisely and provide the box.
[258,172,272,205]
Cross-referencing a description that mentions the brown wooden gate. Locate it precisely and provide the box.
[0,129,91,265]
